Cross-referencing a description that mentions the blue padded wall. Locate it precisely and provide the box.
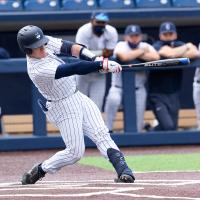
[24,0,59,11]
[99,0,134,9]
[62,0,97,10]
[0,0,22,11]
[172,0,200,7]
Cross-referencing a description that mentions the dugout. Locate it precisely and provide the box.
[0,8,199,113]
[0,7,200,150]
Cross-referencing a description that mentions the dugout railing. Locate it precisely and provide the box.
[0,58,200,151]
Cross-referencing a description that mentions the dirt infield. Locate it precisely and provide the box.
[0,145,200,199]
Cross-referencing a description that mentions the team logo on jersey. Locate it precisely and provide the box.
[35,32,41,40]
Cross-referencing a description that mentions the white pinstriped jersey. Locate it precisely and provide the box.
[27,36,77,101]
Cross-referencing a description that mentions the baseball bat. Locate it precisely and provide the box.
[121,58,190,69]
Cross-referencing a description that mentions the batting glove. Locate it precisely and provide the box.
[96,57,122,73]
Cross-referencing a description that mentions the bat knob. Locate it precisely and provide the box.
[179,58,190,65]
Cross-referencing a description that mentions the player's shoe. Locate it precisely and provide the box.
[115,168,135,183]
[21,163,46,185]
[115,174,135,183]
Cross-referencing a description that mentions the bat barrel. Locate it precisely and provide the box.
[178,58,190,65]
[121,57,190,70]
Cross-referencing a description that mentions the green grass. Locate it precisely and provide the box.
[79,153,200,172]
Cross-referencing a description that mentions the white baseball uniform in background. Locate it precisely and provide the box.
[105,41,157,132]
[27,36,119,173]
[75,22,118,111]
[193,45,200,129]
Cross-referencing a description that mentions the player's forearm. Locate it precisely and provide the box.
[158,47,176,58]
[91,50,103,56]
[177,43,200,58]
[66,43,113,61]
[70,44,97,61]
[171,45,189,57]
[182,48,200,59]
[80,49,114,58]
[55,60,102,79]
[70,44,82,57]
[139,52,160,61]
[116,49,144,62]
[102,49,113,58]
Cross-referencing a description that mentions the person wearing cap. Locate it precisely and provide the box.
[75,12,118,111]
[193,45,200,130]
[104,24,159,133]
[17,25,135,184]
[148,22,199,131]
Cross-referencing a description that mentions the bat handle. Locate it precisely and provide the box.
[178,58,190,65]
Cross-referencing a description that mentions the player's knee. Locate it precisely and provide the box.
[95,127,112,143]
[70,146,85,162]
[63,145,85,164]
[107,94,121,107]
[107,88,122,104]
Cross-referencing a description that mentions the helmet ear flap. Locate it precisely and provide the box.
[18,43,32,55]
[24,48,32,55]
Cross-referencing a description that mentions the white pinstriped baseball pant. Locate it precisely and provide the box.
[42,91,119,173]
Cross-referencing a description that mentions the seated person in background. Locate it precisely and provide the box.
[193,44,200,130]
[0,46,10,58]
[75,12,118,111]
[104,24,159,133]
[148,22,200,131]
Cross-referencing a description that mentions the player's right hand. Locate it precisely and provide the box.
[97,57,122,73]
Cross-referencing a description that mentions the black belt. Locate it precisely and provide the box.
[38,88,79,112]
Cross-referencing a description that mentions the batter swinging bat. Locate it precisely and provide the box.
[121,58,190,69]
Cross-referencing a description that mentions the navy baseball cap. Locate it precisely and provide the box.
[159,22,177,34]
[124,25,142,35]
[91,12,109,22]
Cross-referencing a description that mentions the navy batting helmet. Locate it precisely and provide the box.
[17,25,49,54]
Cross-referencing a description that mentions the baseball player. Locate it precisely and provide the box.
[104,25,159,132]
[148,22,200,131]
[193,44,200,129]
[17,25,135,184]
[75,12,118,111]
